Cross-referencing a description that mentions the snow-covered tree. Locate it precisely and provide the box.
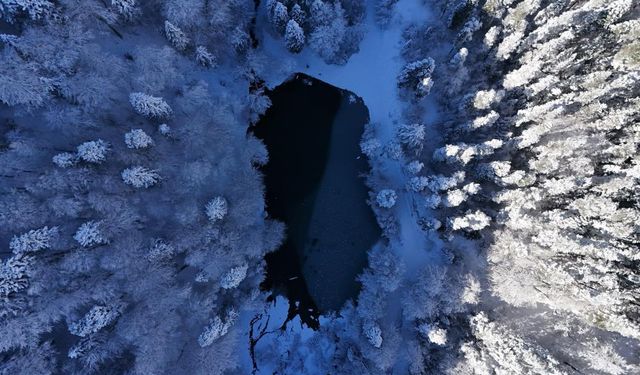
[111,0,138,20]
[397,123,426,149]
[1,0,53,22]
[289,3,305,25]
[198,309,238,347]
[308,1,360,65]
[483,25,501,48]
[407,176,429,192]
[363,320,383,348]
[195,46,216,67]
[406,160,424,174]
[67,336,100,360]
[309,0,333,27]
[9,226,58,254]
[284,19,305,53]
[124,129,154,149]
[146,239,175,262]
[270,2,289,34]
[375,0,399,27]
[578,339,638,375]
[248,87,272,124]
[462,182,480,195]
[466,110,499,131]
[158,123,171,135]
[77,140,109,164]
[376,189,397,208]
[129,92,172,118]
[359,245,404,294]
[398,58,435,97]
[73,221,108,247]
[456,16,481,45]
[449,47,468,68]
[164,20,189,51]
[220,264,248,289]
[424,194,441,209]
[423,172,464,192]
[360,136,382,159]
[418,324,447,346]
[449,210,490,232]
[443,189,467,207]
[473,89,504,110]
[205,196,228,222]
[0,253,32,301]
[121,166,161,188]
[384,141,403,160]
[52,152,78,168]
[69,303,125,337]
[453,313,569,374]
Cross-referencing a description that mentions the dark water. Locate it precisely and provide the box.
[253,73,379,328]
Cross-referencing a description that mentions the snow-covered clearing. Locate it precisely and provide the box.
[260,0,430,125]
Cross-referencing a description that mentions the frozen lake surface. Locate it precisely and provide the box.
[254,73,379,328]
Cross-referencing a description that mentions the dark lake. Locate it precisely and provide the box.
[253,73,380,329]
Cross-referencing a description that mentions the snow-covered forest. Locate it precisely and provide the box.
[0,0,638,374]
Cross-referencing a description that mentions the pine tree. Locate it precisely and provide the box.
[73,221,108,247]
[76,140,109,164]
[69,303,125,337]
[407,176,429,192]
[270,2,289,34]
[220,264,248,289]
[406,160,424,174]
[158,123,171,135]
[198,309,238,347]
[473,89,504,110]
[111,0,138,20]
[129,92,172,119]
[164,20,189,51]
[363,321,383,348]
[397,58,435,97]
[449,210,490,232]
[309,0,333,27]
[397,123,425,149]
[205,196,228,223]
[124,129,154,149]
[284,20,305,53]
[0,254,32,309]
[289,3,306,26]
[443,189,467,207]
[9,226,58,254]
[122,166,161,188]
[418,324,447,345]
[455,313,569,375]
[52,152,78,168]
[308,2,350,64]
[376,189,397,208]
[1,0,53,22]
[195,46,216,67]
[146,239,175,262]
[375,0,399,27]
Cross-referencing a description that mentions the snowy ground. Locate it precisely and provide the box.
[260,0,430,124]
